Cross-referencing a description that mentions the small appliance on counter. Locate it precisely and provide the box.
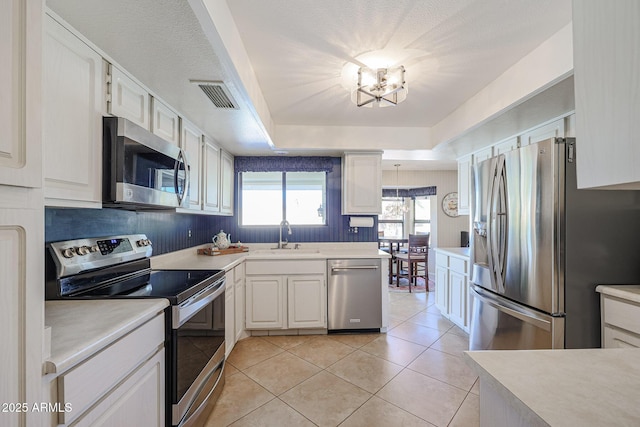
[45,234,226,427]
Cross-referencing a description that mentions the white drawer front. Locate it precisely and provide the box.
[245,260,326,275]
[603,296,640,335]
[59,314,164,424]
[436,253,448,267]
[449,257,468,274]
[603,325,640,348]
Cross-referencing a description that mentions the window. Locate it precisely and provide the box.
[378,197,405,238]
[414,197,431,234]
[240,171,327,226]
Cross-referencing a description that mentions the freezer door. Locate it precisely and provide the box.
[469,285,564,350]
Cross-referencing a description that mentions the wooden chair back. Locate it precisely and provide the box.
[407,233,429,261]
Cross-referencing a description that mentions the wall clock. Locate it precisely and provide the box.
[442,192,459,217]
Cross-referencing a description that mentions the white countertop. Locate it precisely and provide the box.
[434,246,470,258]
[44,299,169,375]
[464,348,640,426]
[596,285,640,304]
[151,242,391,271]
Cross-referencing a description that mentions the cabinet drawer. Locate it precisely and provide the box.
[602,296,640,335]
[59,314,164,424]
[245,260,325,275]
[603,325,640,348]
[449,257,468,274]
[436,253,448,267]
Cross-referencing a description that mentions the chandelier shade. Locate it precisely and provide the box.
[351,66,407,107]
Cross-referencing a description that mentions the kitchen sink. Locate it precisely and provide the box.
[250,248,322,257]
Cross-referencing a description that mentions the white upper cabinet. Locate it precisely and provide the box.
[457,154,472,216]
[107,64,150,130]
[342,152,382,214]
[203,137,221,213]
[520,118,565,147]
[150,97,180,146]
[180,119,203,210]
[0,0,42,188]
[43,14,103,207]
[574,0,640,189]
[220,150,234,216]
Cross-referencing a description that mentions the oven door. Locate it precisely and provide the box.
[171,280,225,427]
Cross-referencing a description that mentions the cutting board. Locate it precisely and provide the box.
[197,246,249,256]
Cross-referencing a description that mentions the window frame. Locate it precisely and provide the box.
[378,196,406,239]
[413,196,432,235]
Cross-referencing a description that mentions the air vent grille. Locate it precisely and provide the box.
[193,81,238,109]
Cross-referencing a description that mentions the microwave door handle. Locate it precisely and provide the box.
[175,148,190,206]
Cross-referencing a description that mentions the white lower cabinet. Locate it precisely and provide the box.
[434,250,470,332]
[234,263,246,342]
[225,279,235,357]
[597,286,640,348]
[245,260,326,331]
[53,313,165,426]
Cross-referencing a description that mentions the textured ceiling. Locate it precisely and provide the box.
[46,0,572,169]
[228,0,572,127]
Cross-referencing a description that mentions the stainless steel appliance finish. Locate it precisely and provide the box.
[45,234,226,427]
[328,259,382,331]
[470,137,640,350]
[103,116,190,209]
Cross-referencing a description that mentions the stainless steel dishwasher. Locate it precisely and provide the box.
[327,258,382,331]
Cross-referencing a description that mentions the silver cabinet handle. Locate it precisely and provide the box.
[331,265,379,272]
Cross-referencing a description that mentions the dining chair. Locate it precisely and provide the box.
[395,233,430,292]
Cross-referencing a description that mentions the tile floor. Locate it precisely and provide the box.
[204,291,480,427]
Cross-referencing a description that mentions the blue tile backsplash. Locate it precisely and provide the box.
[45,157,377,255]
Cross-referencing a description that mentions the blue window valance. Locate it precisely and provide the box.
[235,156,338,173]
[382,186,437,198]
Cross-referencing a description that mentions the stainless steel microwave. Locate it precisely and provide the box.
[103,116,190,209]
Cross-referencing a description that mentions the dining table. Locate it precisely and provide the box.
[378,237,408,284]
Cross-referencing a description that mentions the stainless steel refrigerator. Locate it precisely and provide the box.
[469,137,640,350]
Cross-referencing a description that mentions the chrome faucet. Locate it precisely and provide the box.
[278,220,292,249]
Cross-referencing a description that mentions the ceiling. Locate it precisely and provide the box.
[46,0,572,170]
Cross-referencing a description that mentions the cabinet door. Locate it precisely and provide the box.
[342,152,382,214]
[520,118,565,147]
[494,137,519,156]
[245,276,284,329]
[181,119,203,210]
[0,187,44,427]
[0,0,42,188]
[203,138,221,212]
[287,275,326,329]
[435,265,449,316]
[225,284,235,357]
[150,97,180,146]
[448,270,467,330]
[43,15,103,207]
[107,65,150,129]
[220,150,234,215]
[457,155,471,215]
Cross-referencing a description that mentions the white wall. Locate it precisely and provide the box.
[382,169,469,277]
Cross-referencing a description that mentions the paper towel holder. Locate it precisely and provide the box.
[349,217,374,227]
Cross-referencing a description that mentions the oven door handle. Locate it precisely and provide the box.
[178,358,225,427]
[173,279,225,329]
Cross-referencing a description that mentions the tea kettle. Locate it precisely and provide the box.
[212,230,231,249]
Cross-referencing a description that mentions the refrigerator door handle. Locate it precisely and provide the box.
[470,285,552,332]
[486,159,497,289]
[488,156,507,293]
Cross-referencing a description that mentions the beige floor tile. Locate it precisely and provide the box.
[387,321,444,347]
[261,334,312,350]
[407,310,455,333]
[326,350,403,393]
[327,333,380,348]
[407,348,478,391]
[449,393,480,427]
[280,371,372,427]
[376,369,467,427]
[228,398,315,427]
[340,396,435,427]
[389,304,423,320]
[448,325,468,337]
[426,304,443,314]
[243,352,320,395]
[470,378,480,395]
[387,315,406,330]
[430,332,469,357]
[288,335,355,368]
[226,337,284,370]
[360,334,427,366]
[204,372,274,427]
[225,362,240,377]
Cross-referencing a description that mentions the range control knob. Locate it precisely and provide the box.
[61,248,75,259]
[90,245,99,253]
[137,239,152,247]
[76,246,91,256]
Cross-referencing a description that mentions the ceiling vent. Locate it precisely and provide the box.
[191,80,239,109]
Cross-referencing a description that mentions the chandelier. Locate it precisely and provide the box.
[352,66,407,107]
